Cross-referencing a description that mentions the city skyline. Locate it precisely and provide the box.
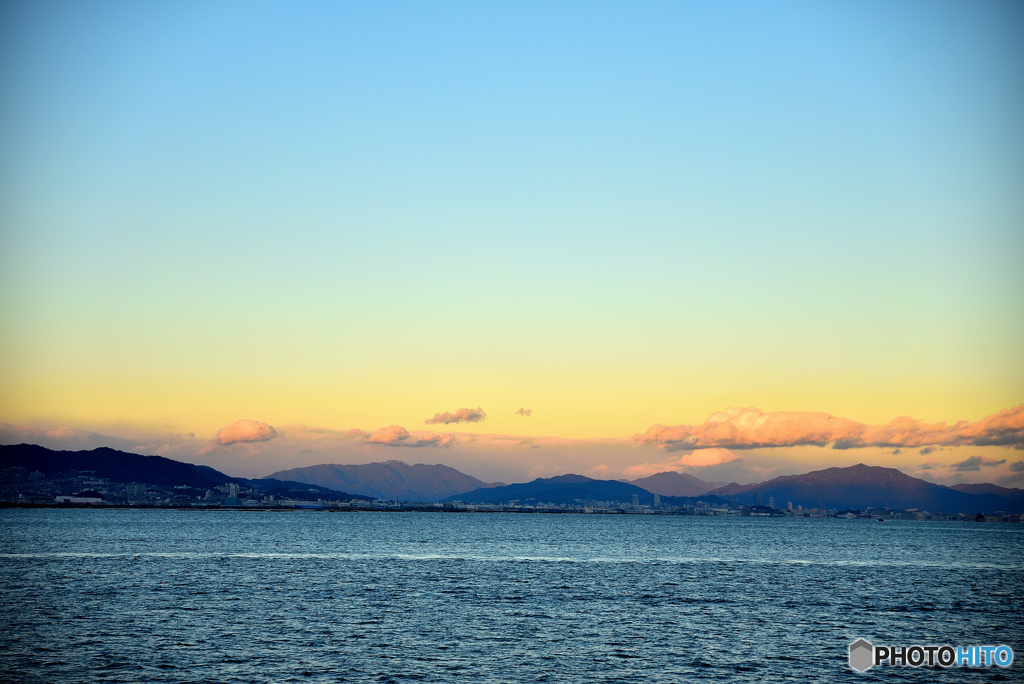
[2,2,1022,486]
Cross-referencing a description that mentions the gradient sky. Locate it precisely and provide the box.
[1,1,1022,485]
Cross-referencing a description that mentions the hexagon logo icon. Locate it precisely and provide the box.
[849,639,874,672]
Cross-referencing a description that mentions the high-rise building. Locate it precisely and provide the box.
[755,492,762,507]
[769,497,775,509]
[787,501,793,511]
[653,494,661,508]
[632,494,640,507]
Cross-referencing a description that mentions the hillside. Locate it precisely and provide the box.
[628,471,719,497]
[706,463,1023,514]
[268,460,499,501]
[448,474,658,506]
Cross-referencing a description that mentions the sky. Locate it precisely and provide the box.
[1,0,1022,486]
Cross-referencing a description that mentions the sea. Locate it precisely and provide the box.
[1,509,1022,683]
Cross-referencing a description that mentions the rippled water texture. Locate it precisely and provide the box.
[1,510,1022,683]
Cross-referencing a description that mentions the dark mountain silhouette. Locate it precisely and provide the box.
[706,463,1023,513]
[267,460,500,502]
[950,483,1024,500]
[0,443,365,501]
[5,444,1018,512]
[709,482,747,496]
[447,474,659,506]
[628,471,720,497]
[1,443,230,488]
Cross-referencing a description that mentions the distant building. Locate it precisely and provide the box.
[632,494,640,507]
[223,482,242,506]
[768,497,775,509]
[787,501,793,511]
[55,495,103,504]
[754,493,762,507]
[653,494,661,508]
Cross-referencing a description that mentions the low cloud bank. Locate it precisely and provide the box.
[367,425,455,448]
[634,405,1024,451]
[623,448,741,479]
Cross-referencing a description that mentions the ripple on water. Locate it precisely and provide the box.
[0,511,1021,684]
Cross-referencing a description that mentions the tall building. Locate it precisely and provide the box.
[768,497,775,509]
[224,482,242,506]
[632,494,640,507]
[653,494,661,508]
[754,492,762,507]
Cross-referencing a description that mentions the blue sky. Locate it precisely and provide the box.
[1,1,1021,482]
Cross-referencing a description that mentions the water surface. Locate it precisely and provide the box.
[1,510,1021,682]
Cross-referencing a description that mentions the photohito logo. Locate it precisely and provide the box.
[849,639,1014,672]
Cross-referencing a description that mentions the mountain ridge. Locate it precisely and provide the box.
[0,443,366,501]
[3,444,1021,513]
[706,463,1023,513]
[445,473,657,506]
[268,460,503,502]
[628,471,721,497]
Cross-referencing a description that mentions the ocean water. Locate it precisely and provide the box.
[1,510,1021,683]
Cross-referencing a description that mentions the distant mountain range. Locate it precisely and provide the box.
[950,483,1024,500]
[444,473,729,508]
[3,443,1022,513]
[0,444,368,501]
[705,463,1024,514]
[267,460,503,502]
[627,471,722,497]
[447,474,656,506]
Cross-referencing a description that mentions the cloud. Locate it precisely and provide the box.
[622,448,741,478]
[634,405,1024,451]
[214,419,278,445]
[365,425,455,448]
[951,455,1007,472]
[999,461,1024,485]
[284,425,367,441]
[683,448,742,467]
[424,407,486,425]
[516,408,532,417]
[0,423,198,454]
[0,424,109,450]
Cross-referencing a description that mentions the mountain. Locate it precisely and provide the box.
[950,483,1024,500]
[706,463,1023,514]
[267,460,499,502]
[1,443,232,489]
[447,474,659,506]
[628,471,720,497]
[0,443,366,501]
